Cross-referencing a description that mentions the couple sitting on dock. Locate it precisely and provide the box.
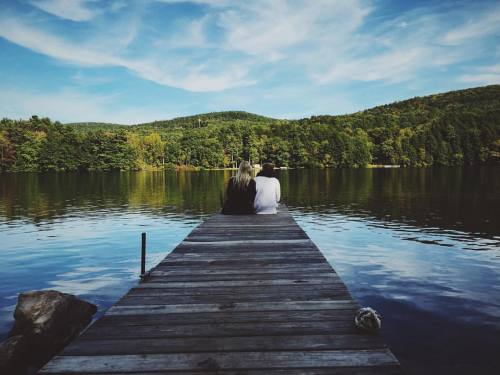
[221,160,280,215]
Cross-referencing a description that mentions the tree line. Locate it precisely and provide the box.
[1,85,499,172]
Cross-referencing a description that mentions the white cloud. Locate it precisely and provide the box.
[306,3,500,85]
[71,70,114,86]
[155,0,231,6]
[1,0,499,97]
[0,87,114,122]
[217,0,370,61]
[460,64,500,85]
[155,15,211,49]
[110,1,127,13]
[31,0,99,22]
[0,17,119,66]
[0,16,251,92]
[441,5,500,45]
[0,87,176,124]
[124,58,255,91]
[461,74,500,85]
[315,47,431,84]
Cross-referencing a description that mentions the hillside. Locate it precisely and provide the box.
[1,85,499,171]
[67,111,279,131]
[67,86,500,130]
[301,85,500,127]
[65,122,128,131]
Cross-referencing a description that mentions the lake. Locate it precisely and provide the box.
[1,167,499,374]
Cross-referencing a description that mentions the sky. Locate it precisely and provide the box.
[0,0,499,124]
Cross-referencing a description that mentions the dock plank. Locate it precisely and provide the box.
[64,334,387,355]
[39,209,402,374]
[42,350,399,372]
[90,310,359,328]
[79,320,361,339]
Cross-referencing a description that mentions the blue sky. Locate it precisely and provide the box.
[0,0,499,124]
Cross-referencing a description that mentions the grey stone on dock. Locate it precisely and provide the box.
[0,290,97,374]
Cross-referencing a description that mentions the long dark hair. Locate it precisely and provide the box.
[257,162,275,178]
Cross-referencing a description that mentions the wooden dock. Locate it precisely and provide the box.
[40,210,402,374]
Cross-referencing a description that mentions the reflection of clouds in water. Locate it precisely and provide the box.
[295,212,500,325]
[47,275,124,296]
[0,304,16,313]
[57,267,108,277]
[116,253,168,276]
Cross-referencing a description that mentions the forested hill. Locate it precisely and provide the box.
[1,85,499,171]
[67,111,280,130]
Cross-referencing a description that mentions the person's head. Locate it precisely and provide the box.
[234,160,253,189]
[258,160,275,177]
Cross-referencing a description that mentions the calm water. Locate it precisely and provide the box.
[1,168,499,374]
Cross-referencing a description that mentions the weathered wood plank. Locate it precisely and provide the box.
[127,284,348,295]
[166,247,323,254]
[193,225,296,230]
[64,334,386,355]
[49,368,403,375]
[149,266,333,277]
[187,227,305,231]
[187,228,308,236]
[117,291,351,304]
[152,263,330,270]
[174,242,317,249]
[80,320,360,339]
[134,277,342,288]
[40,350,399,373]
[144,276,333,283]
[145,272,341,282]
[168,247,319,254]
[165,253,321,260]
[159,257,327,266]
[181,241,311,247]
[107,300,358,315]
[162,252,324,260]
[188,230,307,235]
[92,309,359,327]
[46,369,402,375]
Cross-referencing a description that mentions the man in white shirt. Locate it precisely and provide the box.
[254,161,280,214]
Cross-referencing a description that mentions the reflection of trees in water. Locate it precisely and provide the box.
[0,168,499,236]
[282,167,499,236]
[0,171,228,222]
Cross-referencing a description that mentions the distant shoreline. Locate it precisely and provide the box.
[8,165,481,173]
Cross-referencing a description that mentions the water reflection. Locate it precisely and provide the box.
[0,167,499,374]
[0,170,232,223]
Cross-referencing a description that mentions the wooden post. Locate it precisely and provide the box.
[141,232,146,276]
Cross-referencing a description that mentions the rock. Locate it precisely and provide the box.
[0,335,32,374]
[0,290,97,374]
[354,306,382,333]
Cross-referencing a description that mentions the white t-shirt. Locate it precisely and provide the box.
[254,176,281,214]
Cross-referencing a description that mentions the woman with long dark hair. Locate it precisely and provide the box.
[254,161,280,214]
[221,161,256,214]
